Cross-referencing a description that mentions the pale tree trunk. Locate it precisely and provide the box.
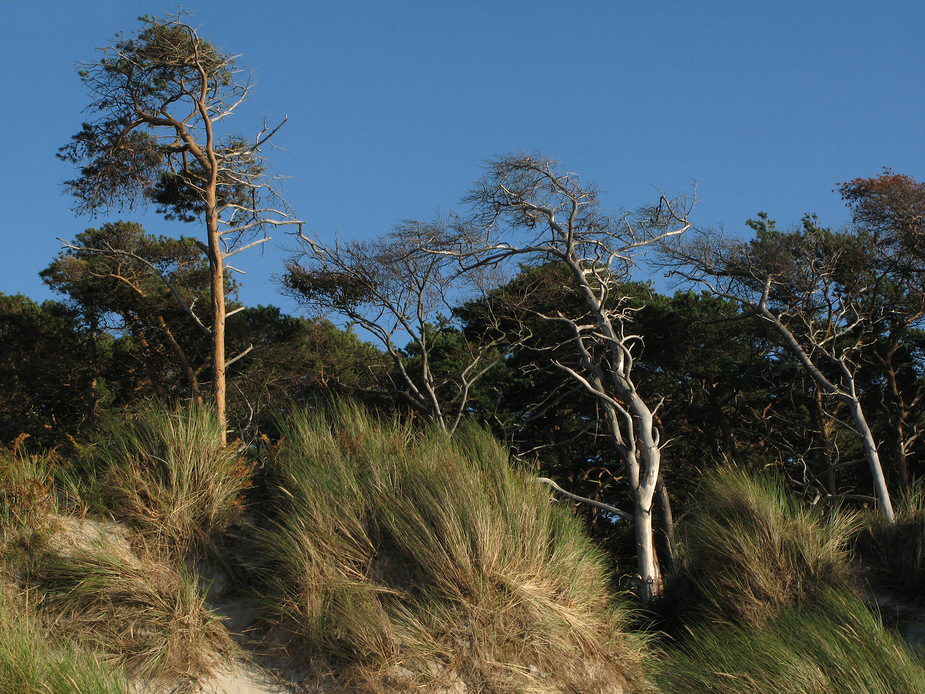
[602,399,663,602]
[847,398,895,521]
[634,499,660,603]
[759,295,895,523]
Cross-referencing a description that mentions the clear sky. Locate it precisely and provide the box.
[2,0,924,316]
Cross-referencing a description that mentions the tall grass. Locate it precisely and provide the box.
[856,478,925,595]
[670,467,861,624]
[88,402,251,559]
[655,467,925,693]
[657,586,925,694]
[259,403,650,693]
[0,583,129,694]
[34,533,234,684]
[0,436,59,542]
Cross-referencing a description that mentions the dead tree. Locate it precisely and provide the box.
[282,220,506,435]
[664,215,896,521]
[432,154,692,602]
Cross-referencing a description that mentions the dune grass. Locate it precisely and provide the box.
[0,436,62,544]
[0,586,129,694]
[654,467,925,693]
[33,534,234,685]
[669,467,861,624]
[656,585,925,694]
[6,403,925,693]
[258,403,650,693]
[856,479,925,596]
[87,403,252,560]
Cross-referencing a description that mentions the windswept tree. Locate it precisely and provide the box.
[41,222,226,406]
[282,221,506,435]
[58,13,300,442]
[665,214,899,521]
[431,154,692,601]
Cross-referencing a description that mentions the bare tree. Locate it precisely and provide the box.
[430,154,692,602]
[58,13,301,443]
[282,220,506,435]
[664,214,896,521]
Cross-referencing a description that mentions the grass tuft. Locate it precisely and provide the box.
[88,402,251,560]
[856,478,925,596]
[0,437,59,541]
[656,586,925,694]
[34,532,234,685]
[0,582,129,694]
[259,403,649,693]
[669,467,860,624]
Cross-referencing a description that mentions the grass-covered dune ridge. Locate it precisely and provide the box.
[2,403,925,692]
[654,468,925,693]
[259,403,649,692]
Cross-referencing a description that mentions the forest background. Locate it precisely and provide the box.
[3,0,925,594]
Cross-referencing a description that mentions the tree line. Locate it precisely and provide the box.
[5,13,924,601]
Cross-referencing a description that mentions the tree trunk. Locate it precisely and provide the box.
[207,209,227,446]
[847,397,895,522]
[656,476,677,575]
[634,496,662,603]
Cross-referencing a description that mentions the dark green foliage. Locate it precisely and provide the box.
[225,307,391,438]
[856,479,925,595]
[58,15,235,216]
[42,222,223,406]
[0,294,98,445]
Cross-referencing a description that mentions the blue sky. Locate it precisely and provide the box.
[2,0,924,316]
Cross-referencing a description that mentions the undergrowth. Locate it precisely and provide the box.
[0,581,129,694]
[654,467,925,693]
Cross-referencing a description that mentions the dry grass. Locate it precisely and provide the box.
[88,403,252,560]
[0,582,130,694]
[0,436,60,543]
[673,467,861,624]
[259,403,650,693]
[33,529,235,687]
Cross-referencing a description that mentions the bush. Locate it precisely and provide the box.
[259,403,650,693]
